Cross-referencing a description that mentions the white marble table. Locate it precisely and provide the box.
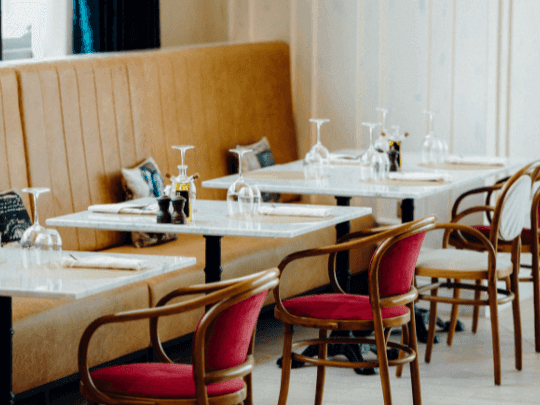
[202,150,531,221]
[46,198,372,284]
[0,247,195,404]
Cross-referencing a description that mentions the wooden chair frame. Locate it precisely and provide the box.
[274,216,437,405]
[78,268,279,405]
[448,164,540,352]
[415,161,540,386]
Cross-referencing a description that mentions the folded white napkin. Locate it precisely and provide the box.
[330,153,361,163]
[388,172,453,182]
[446,155,506,166]
[62,255,148,271]
[88,202,159,215]
[258,205,332,217]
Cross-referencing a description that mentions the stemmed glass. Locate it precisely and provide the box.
[227,148,255,218]
[20,188,62,269]
[374,107,389,153]
[421,110,448,166]
[304,118,330,178]
[360,122,389,181]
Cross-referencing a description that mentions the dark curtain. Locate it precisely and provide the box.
[73,0,160,54]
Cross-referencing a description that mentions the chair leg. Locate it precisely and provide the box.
[510,272,523,371]
[447,279,461,346]
[395,324,409,378]
[425,278,438,363]
[488,281,502,385]
[408,302,422,405]
[314,329,328,405]
[374,316,392,404]
[533,247,540,352]
[278,323,294,405]
[472,279,482,334]
[244,372,254,405]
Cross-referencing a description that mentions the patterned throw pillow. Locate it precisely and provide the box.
[0,189,32,246]
[121,157,177,248]
[235,137,280,203]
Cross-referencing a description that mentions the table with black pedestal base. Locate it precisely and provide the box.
[0,248,196,405]
[202,151,531,373]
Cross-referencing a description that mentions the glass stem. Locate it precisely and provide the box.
[369,127,374,148]
[316,123,322,145]
[238,151,244,180]
[32,193,40,226]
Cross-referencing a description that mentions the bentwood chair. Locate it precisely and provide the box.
[447,164,540,352]
[275,216,437,405]
[414,161,538,386]
[78,269,279,405]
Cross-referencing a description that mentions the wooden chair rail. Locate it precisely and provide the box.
[451,183,504,220]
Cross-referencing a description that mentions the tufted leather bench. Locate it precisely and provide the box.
[0,41,376,395]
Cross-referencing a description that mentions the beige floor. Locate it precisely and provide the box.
[251,297,540,405]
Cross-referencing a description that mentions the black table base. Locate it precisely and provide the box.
[0,296,16,404]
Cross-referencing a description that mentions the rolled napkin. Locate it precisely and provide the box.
[62,255,148,271]
[388,172,453,182]
[88,202,159,215]
[446,155,506,166]
[258,205,332,218]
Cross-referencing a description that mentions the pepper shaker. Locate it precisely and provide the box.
[171,195,187,225]
[157,195,172,223]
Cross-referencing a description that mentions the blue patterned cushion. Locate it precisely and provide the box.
[121,157,176,248]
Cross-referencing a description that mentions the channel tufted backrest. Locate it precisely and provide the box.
[7,41,298,251]
[0,69,30,210]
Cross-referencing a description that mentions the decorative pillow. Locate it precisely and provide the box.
[0,189,32,246]
[235,137,280,203]
[121,157,177,248]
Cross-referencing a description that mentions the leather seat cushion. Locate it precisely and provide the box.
[92,363,244,398]
[283,294,408,320]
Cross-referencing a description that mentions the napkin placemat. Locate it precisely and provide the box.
[62,255,148,271]
[360,178,450,187]
[227,214,331,224]
[88,202,158,215]
[259,205,332,217]
[418,162,504,171]
[245,171,307,181]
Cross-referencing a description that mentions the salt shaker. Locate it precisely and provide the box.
[157,195,172,223]
[171,195,187,225]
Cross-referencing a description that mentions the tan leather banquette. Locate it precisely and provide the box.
[0,41,375,394]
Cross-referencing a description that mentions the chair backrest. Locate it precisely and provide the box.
[491,162,538,243]
[369,216,436,300]
[193,269,279,374]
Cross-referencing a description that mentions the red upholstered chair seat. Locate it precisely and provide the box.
[283,294,408,320]
[90,363,244,398]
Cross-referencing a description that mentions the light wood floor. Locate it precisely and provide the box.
[30,293,540,405]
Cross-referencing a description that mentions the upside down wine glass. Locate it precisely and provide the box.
[303,118,330,179]
[20,188,62,269]
[374,107,389,152]
[421,110,448,166]
[227,148,260,218]
[360,122,389,181]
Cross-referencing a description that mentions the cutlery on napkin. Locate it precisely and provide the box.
[388,172,453,182]
[258,205,332,217]
[446,155,506,166]
[62,255,148,271]
[88,202,159,215]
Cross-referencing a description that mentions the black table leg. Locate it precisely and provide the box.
[203,235,223,283]
[0,296,15,404]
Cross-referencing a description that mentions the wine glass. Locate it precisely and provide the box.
[304,118,330,178]
[360,122,389,181]
[20,188,62,269]
[227,148,254,218]
[421,110,448,166]
[251,184,262,214]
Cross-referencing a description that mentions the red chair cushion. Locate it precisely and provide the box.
[199,291,268,370]
[90,363,244,398]
[283,294,408,320]
[375,231,426,297]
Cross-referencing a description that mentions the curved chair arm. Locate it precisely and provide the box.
[451,184,503,221]
[447,205,495,249]
[79,269,279,405]
[337,222,404,241]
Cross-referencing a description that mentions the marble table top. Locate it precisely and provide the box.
[0,247,196,299]
[46,199,372,239]
[202,150,531,199]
